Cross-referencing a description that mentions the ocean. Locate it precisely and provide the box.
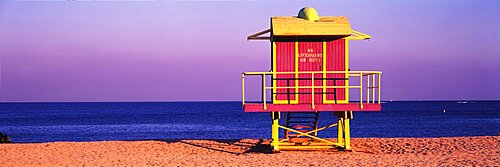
[1,101,499,143]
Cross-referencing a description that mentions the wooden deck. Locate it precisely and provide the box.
[244,103,381,112]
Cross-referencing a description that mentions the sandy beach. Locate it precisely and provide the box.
[0,136,498,166]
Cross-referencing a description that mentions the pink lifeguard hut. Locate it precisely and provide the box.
[242,7,382,152]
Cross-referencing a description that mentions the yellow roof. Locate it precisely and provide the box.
[271,16,352,37]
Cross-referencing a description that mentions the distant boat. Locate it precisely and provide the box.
[457,101,468,104]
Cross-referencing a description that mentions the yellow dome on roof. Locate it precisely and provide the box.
[298,7,319,21]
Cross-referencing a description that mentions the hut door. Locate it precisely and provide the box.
[324,39,347,104]
[297,42,323,104]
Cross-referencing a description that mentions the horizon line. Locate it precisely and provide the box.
[1,99,500,103]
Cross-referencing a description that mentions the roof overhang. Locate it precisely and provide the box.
[347,30,371,40]
[247,29,371,41]
[247,29,271,40]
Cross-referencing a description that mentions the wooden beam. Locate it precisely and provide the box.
[247,29,271,40]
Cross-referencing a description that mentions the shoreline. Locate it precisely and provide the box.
[3,135,499,144]
[1,136,498,166]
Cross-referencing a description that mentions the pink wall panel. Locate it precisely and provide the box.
[326,39,346,102]
[275,42,295,101]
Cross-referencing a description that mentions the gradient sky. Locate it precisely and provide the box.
[0,1,499,102]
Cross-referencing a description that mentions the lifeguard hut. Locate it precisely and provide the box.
[242,7,382,152]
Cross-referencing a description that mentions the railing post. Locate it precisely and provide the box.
[262,74,267,110]
[360,73,363,109]
[366,73,370,103]
[242,73,245,106]
[311,72,315,109]
[378,73,381,104]
[372,74,375,104]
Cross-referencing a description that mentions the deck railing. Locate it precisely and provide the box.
[242,71,382,110]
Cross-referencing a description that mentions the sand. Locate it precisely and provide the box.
[1,136,498,166]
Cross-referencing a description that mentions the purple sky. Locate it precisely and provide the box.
[1,1,499,102]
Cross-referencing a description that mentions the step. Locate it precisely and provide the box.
[290,125,313,130]
[287,117,316,119]
[287,121,317,124]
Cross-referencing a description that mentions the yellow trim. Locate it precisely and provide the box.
[272,42,277,102]
[344,38,350,103]
[378,74,381,104]
[372,74,375,103]
[278,145,341,150]
[241,74,245,105]
[322,40,349,104]
[294,41,299,103]
[322,41,335,104]
[262,74,267,110]
[322,41,328,103]
[311,75,315,109]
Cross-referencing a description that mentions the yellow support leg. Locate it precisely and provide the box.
[337,116,343,145]
[314,111,319,136]
[344,117,351,150]
[271,112,280,153]
[337,111,352,151]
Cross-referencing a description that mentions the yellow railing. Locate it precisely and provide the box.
[241,71,381,110]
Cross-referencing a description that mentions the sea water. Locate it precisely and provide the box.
[1,101,499,143]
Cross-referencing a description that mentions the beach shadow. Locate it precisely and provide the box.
[158,139,272,155]
[243,139,273,154]
[178,140,242,155]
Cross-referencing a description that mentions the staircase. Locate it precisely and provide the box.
[284,112,319,142]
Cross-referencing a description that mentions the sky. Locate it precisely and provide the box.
[0,1,499,102]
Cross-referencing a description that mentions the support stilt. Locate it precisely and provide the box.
[314,111,319,136]
[344,114,351,150]
[270,111,354,152]
[337,116,344,145]
[335,111,352,151]
[271,112,280,153]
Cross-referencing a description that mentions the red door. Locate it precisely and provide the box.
[325,39,347,103]
[297,42,323,104]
